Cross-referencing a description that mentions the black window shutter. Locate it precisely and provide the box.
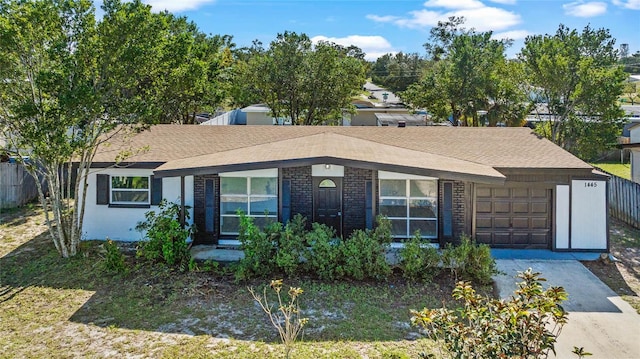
[281,179,291,224]
[151,176,163,205]
[365,180,373,229]
[443,182,453,238]
[205,179,215,233]
[96,174,109,205]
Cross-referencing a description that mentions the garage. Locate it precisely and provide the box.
[475,185,552,248]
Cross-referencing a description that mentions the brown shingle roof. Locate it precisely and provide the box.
[93,125,592,181]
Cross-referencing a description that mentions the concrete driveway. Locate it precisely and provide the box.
[494,260,640,359]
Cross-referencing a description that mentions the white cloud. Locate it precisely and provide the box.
[142,0,215,12]
[365,14,400,22]
[422,0,484,9]
[612,0,640,10]
[488,0,517,4]
[492,29,531,40]
[311,35,396,61]
[563,1,607,17]
[368,2,521,32]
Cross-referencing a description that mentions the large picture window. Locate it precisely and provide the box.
[110,176,150,204]
[220,176,278,235]
[379,178,437,240]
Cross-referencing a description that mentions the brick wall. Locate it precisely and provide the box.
[343,167,375,236]
[453,181,467,239]
[193,174,219,244]
[282,166,313,224]
[439,180,468,244]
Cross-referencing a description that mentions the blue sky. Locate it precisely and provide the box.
[137,0,639,60]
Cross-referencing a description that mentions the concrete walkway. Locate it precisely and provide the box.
[494,260,640,358]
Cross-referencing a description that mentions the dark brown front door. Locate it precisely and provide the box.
[314,177,342,237]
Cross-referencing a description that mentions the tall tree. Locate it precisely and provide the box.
[520,24,626,159]
[0,0,228,257]
[1,0,105,257]
[401,17,517,126]
[154,15,234,124]
[245,32,366,125]
[370,52,425,93]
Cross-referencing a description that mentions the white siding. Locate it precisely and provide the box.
[631,149,640,184]
[245,112,273,125]
[570,180,607,250]
[79,168,193,241]
[630,125,640,144]
[555,185,570,249]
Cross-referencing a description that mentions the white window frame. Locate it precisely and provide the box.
[110,175,151,205]
[379,177,438,240]
[220,176,278,235]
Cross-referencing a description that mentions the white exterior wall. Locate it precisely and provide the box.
[630,126,640,184]
[245,112,274,125]
[630,125,640,143]
[555,185,570,249]
[570,180,607,250]
[79,168,193,241]
[631,150,640,184]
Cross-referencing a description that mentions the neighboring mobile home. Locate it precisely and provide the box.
[81,125,608,251]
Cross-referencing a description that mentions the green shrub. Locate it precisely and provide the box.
[275,215,307,276]
[136,200,193,270]
[340,216,392,280]
[304,222,341,280]
[236,212,277,280]
[101,239,128,275]
[411,269,569,359]
[442,234,496,284]
[399,232,441,281]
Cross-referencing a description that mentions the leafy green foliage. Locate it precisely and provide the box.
[370,52,425,93]
[399,232,441,281]
[520,24,626,160]
[235,215,392,281]
[100,239,128,275]
[237,31,367,125]
[304,223,341,280]
[235,212,277,280]
[275,215,307,276]
[411,269,569,359]
[340,217,392,280]
[572,346,593,358]
[402,17,524,127]
[136,200,194,270]
[441,234,496,284]
[0,0,231,258]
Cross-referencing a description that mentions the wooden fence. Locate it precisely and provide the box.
[0,162,39,209]
[606,172,640,229]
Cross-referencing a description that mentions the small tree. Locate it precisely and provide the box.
[249,280,308,359]
[623,82,638,105]
[411,269,568,359]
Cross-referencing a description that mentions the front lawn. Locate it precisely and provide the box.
[0,205,472,358]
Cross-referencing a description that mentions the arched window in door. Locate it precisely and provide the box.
[319,179,336,188]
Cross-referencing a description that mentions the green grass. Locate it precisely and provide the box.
[590,162,631,180]
[0,206,461,358]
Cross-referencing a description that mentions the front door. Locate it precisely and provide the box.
[314,177,342,237]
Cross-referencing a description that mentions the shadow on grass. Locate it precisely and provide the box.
[0,233,448,343]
